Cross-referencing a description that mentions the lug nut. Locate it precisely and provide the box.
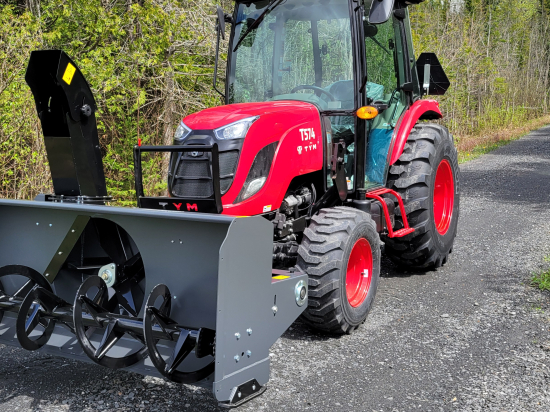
[234,355,240,362]
[246,350,252,358]
[235,332,241,340]
[272,305,278,314]
[246,328,252,335]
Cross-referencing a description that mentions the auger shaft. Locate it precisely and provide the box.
[0,295,192,343]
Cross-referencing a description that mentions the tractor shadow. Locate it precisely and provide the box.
[282,254,434,344]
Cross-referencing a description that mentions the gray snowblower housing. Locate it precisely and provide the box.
[0,50,307,407]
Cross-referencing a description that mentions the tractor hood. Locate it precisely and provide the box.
[174,101,324,216]
[182,101,320,130]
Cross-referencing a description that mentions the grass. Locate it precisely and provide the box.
[531,269,550,291]
[456,114,550,164]
[531,256,550,291]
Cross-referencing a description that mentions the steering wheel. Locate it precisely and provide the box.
[290,85,336,101]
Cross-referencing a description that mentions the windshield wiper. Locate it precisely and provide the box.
[233,0,283,52]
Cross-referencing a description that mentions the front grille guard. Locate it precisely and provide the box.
[133,144,223,214]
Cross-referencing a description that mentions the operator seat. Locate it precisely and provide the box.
[325,80,354,110]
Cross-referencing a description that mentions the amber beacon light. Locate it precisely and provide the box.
[356,106,379,119]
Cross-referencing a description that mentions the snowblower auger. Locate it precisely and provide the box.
[0,49,308,407]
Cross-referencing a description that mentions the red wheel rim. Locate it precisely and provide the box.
[433,159,454,235]
[345,238,373,308]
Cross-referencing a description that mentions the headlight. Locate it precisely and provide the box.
[235,141,278,203]
[214,116,259,140]
[174,121,192,142]
[242,177,267,199]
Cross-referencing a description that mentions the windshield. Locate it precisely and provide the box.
[227,0,354,110]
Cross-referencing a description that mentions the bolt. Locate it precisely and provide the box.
[272,305,278,314]
[36,223,39,226]
[246,328,252,336]
[71,229,75,233]
[238,392,242,398]
[49,224,52,227]
[171,240,174,243]
[111,265,115,270]
[58,251,63,255]
[173,296,177,299]
[295,280,307,307]
[234,355,240,362]
[246,350,252,358]
[252,384,256,391]
[45,273,49,277]
[235,332,241,340]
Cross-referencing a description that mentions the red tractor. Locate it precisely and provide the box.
[135,0,459,334]
[0,0,458,405]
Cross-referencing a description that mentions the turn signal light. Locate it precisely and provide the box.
[356,106,379,120]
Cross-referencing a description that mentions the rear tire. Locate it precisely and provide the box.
[384,123,460,269]
[297,206,380,334]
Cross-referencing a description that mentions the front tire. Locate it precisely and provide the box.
[384,123,460,269]
[297,207,381,334]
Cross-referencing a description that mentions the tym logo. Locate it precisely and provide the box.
[297,143,317,155]
[298,127,318,154]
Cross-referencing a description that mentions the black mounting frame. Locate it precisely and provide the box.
[133,144,223,214]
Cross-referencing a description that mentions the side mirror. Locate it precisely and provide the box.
[364,23,378,38]
[216,6,225,40]
[369,0,395,24]
[372,100,388,113]
[400,82,414,93]
[416,53,450,95]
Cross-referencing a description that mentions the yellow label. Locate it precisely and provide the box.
[272,275,290,280]
[62,63,76,85]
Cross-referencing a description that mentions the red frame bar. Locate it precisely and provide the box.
[365,188,415,238]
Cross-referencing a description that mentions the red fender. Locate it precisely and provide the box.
[389,99,442,165]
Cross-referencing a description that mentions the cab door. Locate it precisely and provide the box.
[362,8,417,189]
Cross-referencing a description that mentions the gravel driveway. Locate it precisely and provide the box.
[1,127,549,412]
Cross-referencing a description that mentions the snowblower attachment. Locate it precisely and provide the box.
[0,50,308,408]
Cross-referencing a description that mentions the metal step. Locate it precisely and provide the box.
[365,188,415,238]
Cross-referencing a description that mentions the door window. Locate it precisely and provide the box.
[364,16,408,189]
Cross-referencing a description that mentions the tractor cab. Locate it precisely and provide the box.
[220,0,423,193]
